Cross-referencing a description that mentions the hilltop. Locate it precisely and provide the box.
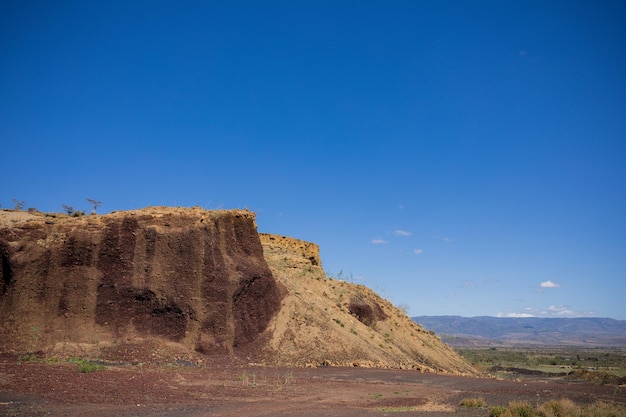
[0,207,476,376]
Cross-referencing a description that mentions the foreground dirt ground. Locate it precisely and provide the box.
[1,355,624,416]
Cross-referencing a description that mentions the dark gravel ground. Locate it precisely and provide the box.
[1,355,624,416]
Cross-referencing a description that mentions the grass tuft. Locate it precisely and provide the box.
[459,397,486,408]
[487,399,626,417]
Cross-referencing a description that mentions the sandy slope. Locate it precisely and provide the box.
[260,238,478,376]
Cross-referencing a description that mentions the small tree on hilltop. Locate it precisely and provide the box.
[62,204,75,215]
[86,198,101,215]
[12,199,26,211]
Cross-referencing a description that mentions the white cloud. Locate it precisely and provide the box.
[540,280,561,288]
[545,305,575,316]
[394,229,412,237]
[371,238,388,245]
[497,312,535,318]
[413,248,423,255]
[497,305,596,318]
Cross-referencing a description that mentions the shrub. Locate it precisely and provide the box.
[78,361,104,373]
[583,401,626,417]
[490,399,625,417]
[489,405,508,417]
[459,397,486,408]
[68,357,104,373]
[538,399,578,417]
[506,400,536,417]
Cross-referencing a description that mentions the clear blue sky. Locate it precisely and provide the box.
[2,1,625,319]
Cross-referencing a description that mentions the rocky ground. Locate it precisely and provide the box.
[1,354,624,417]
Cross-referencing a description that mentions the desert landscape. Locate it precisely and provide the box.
[1,207,625,416]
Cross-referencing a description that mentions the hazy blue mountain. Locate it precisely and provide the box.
[412,316,626,347]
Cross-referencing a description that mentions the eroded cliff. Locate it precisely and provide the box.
[0,207,282,358]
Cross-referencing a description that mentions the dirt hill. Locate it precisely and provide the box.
[259,234,476,375]
[0,207,477,376]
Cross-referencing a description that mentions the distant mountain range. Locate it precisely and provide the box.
[412,316,626,347]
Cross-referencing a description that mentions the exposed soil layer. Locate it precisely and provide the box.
[0,355,624,417]
[0,207,282,358]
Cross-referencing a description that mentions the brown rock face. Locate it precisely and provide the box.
[0,207,282,356]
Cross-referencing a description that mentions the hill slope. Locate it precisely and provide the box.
[413,316,626,347]
[261,237,477,375]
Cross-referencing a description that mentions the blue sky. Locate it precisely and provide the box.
[2,1,625,319]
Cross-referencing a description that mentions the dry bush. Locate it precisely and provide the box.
[503,400,537,417]
[538,399,578,417]
[582,401,626,417]
[488,399,626,417]
[459,397,486,408]
[489,405,508,417]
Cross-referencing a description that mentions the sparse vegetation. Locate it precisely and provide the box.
[505,400,536,417]
[78,361,105,373]
[457,347,626,383]
[25,325,41,356]
[396,303,411,315]
[487,399,626,417]
[380,406,417,412]
[334,318,345,327]
[489,405,509,417]
[62,204,86,217]
[67,358,105,373]
[12,198,26,210]
[538,399,578,417]
[86,198,102,214]
[236,370,257,387]
[19,353,39,363]
[459,397,486,408]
